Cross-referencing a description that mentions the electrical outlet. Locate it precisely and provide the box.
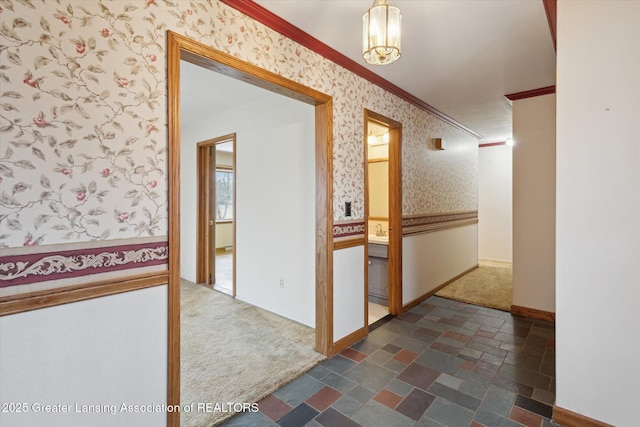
[279,277,285,289]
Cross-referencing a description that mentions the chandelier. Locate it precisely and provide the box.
[362,0,402,65]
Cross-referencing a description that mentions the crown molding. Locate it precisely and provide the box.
[505,86,556,101]
[220,0,481,138]
[542,0,557,51]
[479,141,508,148]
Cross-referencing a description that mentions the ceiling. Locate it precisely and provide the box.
[251,0,557,143]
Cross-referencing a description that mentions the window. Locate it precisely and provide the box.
[216,169,233,221]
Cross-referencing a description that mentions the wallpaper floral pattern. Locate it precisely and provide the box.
[0,0,477,250]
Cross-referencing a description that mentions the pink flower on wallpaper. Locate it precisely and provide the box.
[100,28,110,37]
[146,0,155,6]
[32,113,48,128]
[227,35,233,45]
[147,54,157,62]
[240,26,245,33]
[187,9,193,15]
[60,16,71,24]
[23,75,38,87]
[117,77,129,87]
[23,238,38,247]
[117,212,130,223]
[102,168,111,177]
[76,43,86,55]
[146,124,156,133]
[148,180,157,188]
[61,168,72,175]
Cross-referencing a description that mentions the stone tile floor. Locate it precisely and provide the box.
[220,296,557,427]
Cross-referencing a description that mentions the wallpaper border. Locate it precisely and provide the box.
[402,211,478,235]
[0,237,168,295]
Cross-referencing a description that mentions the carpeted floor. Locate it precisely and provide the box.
[180,279,325,426]
[435,259,512,311]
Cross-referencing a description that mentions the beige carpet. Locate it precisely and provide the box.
[435,259,513,311]
[181,279,325,426]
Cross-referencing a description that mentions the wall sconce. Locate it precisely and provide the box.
[434,138,446,150]
[368,131,390,146]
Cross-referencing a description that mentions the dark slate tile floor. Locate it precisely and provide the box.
[220,296,558,427]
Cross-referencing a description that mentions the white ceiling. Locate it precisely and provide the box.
[252,0,557,142]
[181,1,556,143]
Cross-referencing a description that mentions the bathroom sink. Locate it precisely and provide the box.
[368,234,389,244]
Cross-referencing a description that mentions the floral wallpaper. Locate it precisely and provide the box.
[0,0,477,250]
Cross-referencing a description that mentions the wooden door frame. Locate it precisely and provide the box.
[196,134,236,297]
[364,109,402,321]
[167,31,334,427]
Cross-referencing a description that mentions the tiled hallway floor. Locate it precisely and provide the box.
[220,296,557,427]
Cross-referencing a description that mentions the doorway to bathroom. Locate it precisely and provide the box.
[364,110,402,327]
[196,135,236,296]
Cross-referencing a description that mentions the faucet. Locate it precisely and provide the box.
[375,224,386,237]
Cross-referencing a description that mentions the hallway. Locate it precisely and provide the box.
[221,296,556,426]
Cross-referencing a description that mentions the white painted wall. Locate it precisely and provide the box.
[478,145,512,262]
[235,99,315,327]
[0,286,168,427]
[333,246,366,341]
[556,1,640,425]
[402,224,478,305]
[512,94,556,313]
[180,71,316,327]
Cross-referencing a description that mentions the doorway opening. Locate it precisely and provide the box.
[197,135,236,297]
[364,110,402,330]
[366,120,390,324]
[167,31,334,425]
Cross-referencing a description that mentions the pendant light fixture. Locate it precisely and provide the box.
[362,0,402,65]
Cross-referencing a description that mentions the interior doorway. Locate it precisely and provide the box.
[197,135,236,296]
[364,110,402,329]
[366,120,391,324]
[167,31,334,425]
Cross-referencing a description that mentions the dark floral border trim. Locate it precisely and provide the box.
[333,221,366,239]
[402,211,478,227]
[402,211,478,235]
[0,241,168,287]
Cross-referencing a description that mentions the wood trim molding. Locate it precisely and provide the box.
[331,326,367,355]
[505,86,556,101]
[511,304,556,322]
[402,265,479,312]
[0,271,168,316]
[553,405,613,427]
[316,98,334,356]
[219,0,481,139]
[368,158,389,164]
[166,31,182,427]
[333,237,365,251]
[542,0,557,51]
[479,141,508,148]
